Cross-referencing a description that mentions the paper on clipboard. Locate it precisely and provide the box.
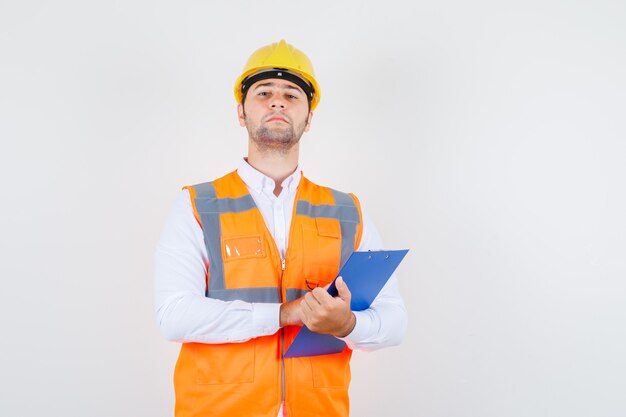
[284,249,408,358]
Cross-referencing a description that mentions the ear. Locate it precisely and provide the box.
[303,111,313,132]
[237,103,246,127]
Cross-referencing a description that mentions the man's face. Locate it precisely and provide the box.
[238,78,313,153]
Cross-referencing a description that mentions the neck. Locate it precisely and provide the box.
[247,142,300,196]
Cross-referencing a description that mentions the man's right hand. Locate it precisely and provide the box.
[279,298,304,327]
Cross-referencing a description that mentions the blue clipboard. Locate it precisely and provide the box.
[284,249,408,358]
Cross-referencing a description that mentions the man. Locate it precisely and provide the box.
[154,40,407,417]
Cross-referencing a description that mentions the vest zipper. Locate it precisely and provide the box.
[279,258,286,409]
[278,182,302,414]
[267,181,302,414]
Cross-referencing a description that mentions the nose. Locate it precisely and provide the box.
[270,96,286,109]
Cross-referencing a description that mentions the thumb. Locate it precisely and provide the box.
[336,276,351,302]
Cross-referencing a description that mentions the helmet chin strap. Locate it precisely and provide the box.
[241,68,315,103]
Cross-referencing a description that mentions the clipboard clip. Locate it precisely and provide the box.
[366,250,390,260]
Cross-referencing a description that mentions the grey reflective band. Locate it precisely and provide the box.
[286,288,309,302]
[211,287,280,303]
[195,194,256,214]
[296,189,361,268]
[330,189,360,267]
[295,201,360,224]
[193,182,225,298]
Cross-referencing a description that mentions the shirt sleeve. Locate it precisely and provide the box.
[154,189,281,343]
[338,208,408,351]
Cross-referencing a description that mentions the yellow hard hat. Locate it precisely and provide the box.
[234,40,321,110]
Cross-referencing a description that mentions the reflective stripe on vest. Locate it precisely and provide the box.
[192,182,360,304]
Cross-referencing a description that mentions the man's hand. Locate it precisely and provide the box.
[280,298,304,327]
[299,276,356,337]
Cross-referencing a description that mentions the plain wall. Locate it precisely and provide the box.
[1,1,625,416]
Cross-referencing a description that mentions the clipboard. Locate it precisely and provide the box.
[284,249,408,358]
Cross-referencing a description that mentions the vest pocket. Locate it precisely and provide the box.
[192,340,256,385]
[310,353,351,388]
[301,219,342,284]
[222,234,265,261]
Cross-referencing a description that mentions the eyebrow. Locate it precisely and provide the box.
[253,82,303,94]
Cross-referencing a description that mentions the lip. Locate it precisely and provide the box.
[265,114,288,123]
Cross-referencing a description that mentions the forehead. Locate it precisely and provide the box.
[249,78,305,94]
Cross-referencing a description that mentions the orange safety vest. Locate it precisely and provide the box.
[174,170,364,417]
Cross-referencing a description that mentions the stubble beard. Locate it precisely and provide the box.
[246,114,306,155]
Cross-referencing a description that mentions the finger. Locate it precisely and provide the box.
[303,292,319,308]
[311,287,332,306]
[300,297,314,315]
[304,291,319,305]
[336,276,352,301]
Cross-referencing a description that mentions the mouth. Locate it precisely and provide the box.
[265,114,289,124]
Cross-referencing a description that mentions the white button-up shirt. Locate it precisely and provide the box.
[154,159,407,349]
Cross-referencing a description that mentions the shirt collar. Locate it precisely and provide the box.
[237,158,302,195]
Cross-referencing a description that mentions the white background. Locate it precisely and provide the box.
[1,1,625,416]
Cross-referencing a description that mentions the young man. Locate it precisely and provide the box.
[155,40,407,417]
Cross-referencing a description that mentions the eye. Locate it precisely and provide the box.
[258,91,268,96]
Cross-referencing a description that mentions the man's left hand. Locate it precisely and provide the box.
[299,276,356,337]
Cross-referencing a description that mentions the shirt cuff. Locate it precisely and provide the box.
[252,303,281,336]
[339,310,372,346]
